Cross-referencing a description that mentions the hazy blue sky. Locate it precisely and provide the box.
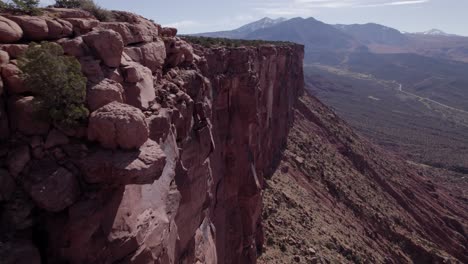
[40,0,468,35]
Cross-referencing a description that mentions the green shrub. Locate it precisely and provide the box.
[1,0,41,15]
[54,0,114,21]
[181,36,293,48]
[53,0,81,8]
[18,42,89,128]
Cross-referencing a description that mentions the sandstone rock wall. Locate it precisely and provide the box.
[0,8,303,264]
[199,45,304,263]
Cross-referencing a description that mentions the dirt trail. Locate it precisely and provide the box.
[395,82,468,114]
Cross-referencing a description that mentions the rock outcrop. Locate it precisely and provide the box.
[0,8,303,264]
[1,7,465,264]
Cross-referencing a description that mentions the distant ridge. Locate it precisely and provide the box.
[193,17,287,39]
[414,28,457,37]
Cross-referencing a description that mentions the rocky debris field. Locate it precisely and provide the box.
[258,95,468,263]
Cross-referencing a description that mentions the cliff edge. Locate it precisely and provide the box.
[0,8,303,264]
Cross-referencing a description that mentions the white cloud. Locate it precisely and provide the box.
[250,0,430,16]
[39,0,55,6]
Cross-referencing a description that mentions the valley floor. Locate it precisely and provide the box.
[258,94,468,263]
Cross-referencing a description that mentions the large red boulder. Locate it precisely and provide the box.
[8,96,50,135]
[58,36,89,57]
[0,44,28,59]
[147,109,171,143]
[63,18,99,35]
[0,16,23,43]
[86,78,124,111]
[165,38,195,67]
[45,18,73,39]
[121,62,155,109]
[7,16,49,41]
[124,40,166,72]
[79,139,166,185]
[87,101,149,149]
[83,29,124,67]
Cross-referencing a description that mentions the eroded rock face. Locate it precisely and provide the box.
[203,44,305,263]
[0,9,305,264]
[86,78,124,111]
[99,22,155,45]
[124,40,166,72]
[79,139,166,185]
[88,101,149,149]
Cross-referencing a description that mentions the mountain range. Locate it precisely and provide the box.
[195,17,468,63]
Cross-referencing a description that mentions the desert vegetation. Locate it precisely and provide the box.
[182,36,293,48]
[0,0,41,15]
[18,42,89,127]
[53,0,114,21]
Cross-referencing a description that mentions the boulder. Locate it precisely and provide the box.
[112,10,160,37]
[87,78,124,111]
[79,140,166,184]
[147,109,171,142]
[124,40,166,72]
[99,22,155,45]
[7,145,30,177]
[63,18,99,35]
[0,16,23,43]
[0,44,28,59]
[7,16,49,41]
[1,63,28,94]
[0,169,15,202]
[122,63,155,109]
[165,39,195,67]
[46,18,73,39]
[88,101,149,149]
[83,29,124,67]
[58,37,89,57]
[161,27,177,37]
[8,96,50,136]
[0,49,9,65]
[22,160,80,212]
[44,129,70,149]
[0,240,41,264]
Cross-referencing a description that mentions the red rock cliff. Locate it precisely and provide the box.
[0,8,303,264]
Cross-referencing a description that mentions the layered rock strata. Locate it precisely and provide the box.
[0,8,303,264]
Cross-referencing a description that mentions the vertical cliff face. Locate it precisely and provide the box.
[0,8,303,264]
[200,45,304,263]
